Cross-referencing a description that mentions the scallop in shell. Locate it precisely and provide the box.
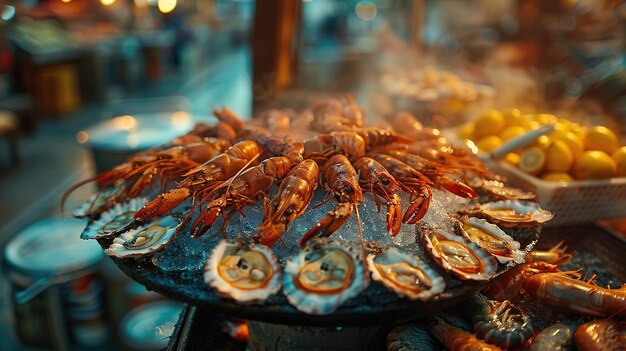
[367,247,445,301]
[104,214,180,258]
[420,226,497,281]
[81,197,147,239]
[455,217,525,264]
[472,200,553,228]
[283,240,369,315]
[204,240,281,304]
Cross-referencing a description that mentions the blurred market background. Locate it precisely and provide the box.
[0,0,624,350]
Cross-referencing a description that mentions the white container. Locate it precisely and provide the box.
[490,162,626,226]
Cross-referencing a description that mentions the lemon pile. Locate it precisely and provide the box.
[458,108,626,181]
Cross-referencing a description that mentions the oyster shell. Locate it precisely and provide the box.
[473,200,553,228]
[104,215,180,258]
[455,217,525,264]
[283,240,369,315]
[204,240,282,304]
[367,247,445,300]
[476,180,535,201]
[81,198,147,239]
[73,185,121,218]
[421,227,497,281]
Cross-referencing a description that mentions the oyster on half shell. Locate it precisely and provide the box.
[475,180,535,201]
[455,217,525,264]
[204,240,282,304]
[104,215,180,258]
[73,184,122,218]
[283,240,369,315]
[81,197,147,239]
[421,226,497,281]
[367,247,445,300]
[471,200,553,228]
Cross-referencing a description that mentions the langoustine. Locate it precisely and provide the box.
[523,273,626,318]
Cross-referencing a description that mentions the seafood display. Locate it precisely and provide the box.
[388,242,626,351]
[68,97,554,315]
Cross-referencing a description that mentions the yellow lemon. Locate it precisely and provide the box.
[522,118,541,131]
[549,130,569,142]
[612,146,626,177]
[457,123,474,140]
[575,126,588,139]
[473,110,505,138]
[574,150,617,180]
[541,172,573,182]
[583,126,618,154]
[545,140,574,172]
[504,152,520,166]
[569,122,584,135]
[557,118,573,129]
[501,126,527,142]
[535,113,558,124]
[475,135,502,153]
[554,131,584,160]
[550,123,570,139]
[533,135,551,150]
[503,108,525,126]
[519,147,546,175]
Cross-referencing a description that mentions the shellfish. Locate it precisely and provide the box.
[470,200,553,228]
[203,240,282,303]
[366,247,445,300]
[283,240,368,315]
[475,179,535,201]
[455,217,525,264]
[420,226,497,281]
[81,198,147,239]
[104,214,180,258]
[73,184,123,218]
[465,294,533,349]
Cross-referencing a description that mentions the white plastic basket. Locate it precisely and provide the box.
[490,162,626,226]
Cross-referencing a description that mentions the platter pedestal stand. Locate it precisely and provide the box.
[247,320,387,351]
[168,304,389,350]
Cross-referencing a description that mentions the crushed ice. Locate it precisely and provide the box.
[151,186,472,270]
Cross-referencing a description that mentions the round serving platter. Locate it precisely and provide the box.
[99,226,539,327]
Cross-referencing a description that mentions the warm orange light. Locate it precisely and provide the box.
[111,115,137,130]
[76,130,89,144]
[171,111,190,126]
[355,0,377,21]
[62,0,71,3]
[158,0,177,13]
[100,0,116,5]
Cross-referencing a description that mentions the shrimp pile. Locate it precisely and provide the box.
[65,96,493,248]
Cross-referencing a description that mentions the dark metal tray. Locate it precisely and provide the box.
[538,224,626,284]
[102,226,540,326]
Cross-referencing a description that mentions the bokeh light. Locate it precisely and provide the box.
[1,5,15,21]
[76,131,89,144]
[158,0,177,13]
[355,0,377,21]
[112,115,137,130]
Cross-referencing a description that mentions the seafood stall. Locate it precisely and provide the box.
[3,1,626,350]
[60,95,626,350]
